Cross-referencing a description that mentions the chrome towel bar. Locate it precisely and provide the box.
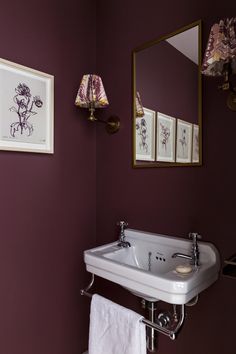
[81,274,185,340]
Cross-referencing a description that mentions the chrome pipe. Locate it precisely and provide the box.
[81,290,93,298]
[146,301,158,352]
[142,304,185,340]
[80,274,95,296]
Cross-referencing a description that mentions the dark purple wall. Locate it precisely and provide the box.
[96,1,236,354]
[0,1,96,353]
[137,41,198,123]
[0,1,235,353]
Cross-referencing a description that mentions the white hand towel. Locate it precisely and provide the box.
[89,294,146,354]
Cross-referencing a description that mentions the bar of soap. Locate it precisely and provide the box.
[175,264,193,274]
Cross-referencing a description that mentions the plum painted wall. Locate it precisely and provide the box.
[96,1,236,354]
[0,1,96,353]
[0,1,236,354]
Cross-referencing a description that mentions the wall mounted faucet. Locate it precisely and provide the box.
[172,233,201,267]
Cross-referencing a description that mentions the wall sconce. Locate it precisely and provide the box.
[75,74,120,133]
[202,18,236,110]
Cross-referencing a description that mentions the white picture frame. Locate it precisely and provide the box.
[192,124,199,163]
[156,112,176,162]
[136,107,156,161]
[0,58,54,153]
[176,119,193,163]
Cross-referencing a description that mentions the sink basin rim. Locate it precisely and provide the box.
[84,229,220,304]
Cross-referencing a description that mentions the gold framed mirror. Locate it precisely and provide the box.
[132,20,202,168]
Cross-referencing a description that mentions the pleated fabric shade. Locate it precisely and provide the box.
[202,18,236,76]
[75,74,109,108]
[135,91,144,117]
[202,18,236,110]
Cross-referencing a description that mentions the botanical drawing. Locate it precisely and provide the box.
[0,58,54,153]
[176,120,192,163]
[156,113,176,162]
[9,83,43,138]
[178,127,188,157]
[136,118,148,153]
[160,122,170,150]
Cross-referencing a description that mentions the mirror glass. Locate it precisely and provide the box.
[133,21,202,167]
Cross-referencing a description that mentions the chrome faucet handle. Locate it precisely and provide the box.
[189,232,201,267]
[117,221,128,234]
[117,221,128,227]
[117,221,130,247]
[189,232,202,243]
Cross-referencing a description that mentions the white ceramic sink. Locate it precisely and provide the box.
[84,229,220,304]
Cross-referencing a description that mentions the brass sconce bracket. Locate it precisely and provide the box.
[218,69,236,111]
[92,115,120,134]
[84,107,120,134]
[85,106,120,133]
[105,116,120,134]
[227,90,236,111]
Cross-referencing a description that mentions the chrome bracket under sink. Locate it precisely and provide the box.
[80,273,185,341]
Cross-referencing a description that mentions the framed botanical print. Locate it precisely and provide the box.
[136,107,156,161]
[156,112,176,162]
[0,58,54,153]
[176,119,192,163]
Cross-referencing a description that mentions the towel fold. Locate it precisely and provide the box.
[89,294,146,354]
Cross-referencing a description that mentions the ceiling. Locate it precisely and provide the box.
[166,25,199,65]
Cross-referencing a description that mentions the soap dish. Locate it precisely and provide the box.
[175,264,193,275]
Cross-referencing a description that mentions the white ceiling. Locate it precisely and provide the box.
[166,26,199,65]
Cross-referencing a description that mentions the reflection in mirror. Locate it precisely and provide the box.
[133,21,202,167]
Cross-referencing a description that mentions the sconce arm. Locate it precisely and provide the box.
[96,115,120,134]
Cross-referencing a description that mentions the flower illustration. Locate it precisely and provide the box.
[179,128,187,147]
[34,96,43,108]
[15,83,31,98]
[160,123,170,150]
[136,118,148,153]
[9,83,43,138]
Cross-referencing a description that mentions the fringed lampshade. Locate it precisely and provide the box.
[202,18,236,110]
[75,74,109,121]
